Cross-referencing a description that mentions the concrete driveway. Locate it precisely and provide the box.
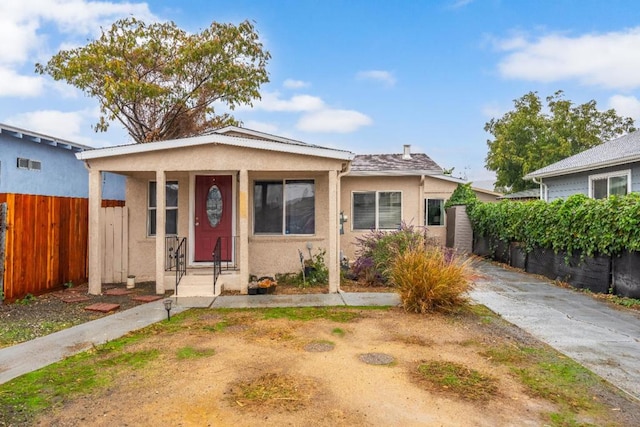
[470,260,640,401]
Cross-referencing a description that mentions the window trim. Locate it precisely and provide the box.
[148,180,179,237]
[425,198,445,227]
[588,169,631,199]
[253,179,316,236]
[351,190,403,231]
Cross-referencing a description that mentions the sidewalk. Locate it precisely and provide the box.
[470,260,640,401]
[0,292,400,385]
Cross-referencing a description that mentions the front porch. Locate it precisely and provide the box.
[79,129,352,297]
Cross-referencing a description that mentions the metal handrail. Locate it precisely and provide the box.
[212,237,222,295]
[174,237,187,295]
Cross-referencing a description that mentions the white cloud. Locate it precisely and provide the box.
[6,109,88,142]
[297,109,372,133]
[248,92,325,112]
[283,79,309,89]
[496,27,640,90]
[0,1,157,99]
[356,70,396,87]
[0,67,45,97]
[609,94,640,120]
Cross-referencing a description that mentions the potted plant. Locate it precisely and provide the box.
[248,281,258,295]
[258,277,276,294]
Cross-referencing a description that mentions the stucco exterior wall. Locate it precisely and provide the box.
[340,175,422,260]
[422,175,460,247]
[91,144,345,282]
[0,133,124,199]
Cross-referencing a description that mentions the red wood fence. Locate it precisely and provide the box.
[0,193,124,302]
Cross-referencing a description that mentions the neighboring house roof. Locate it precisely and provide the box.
[498,188,540,200]
[349,145,443,176]
[77,128,354,161]
[525,130,640,179]
[0,123,90,152]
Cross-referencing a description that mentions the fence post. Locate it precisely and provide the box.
[0,202,6,303]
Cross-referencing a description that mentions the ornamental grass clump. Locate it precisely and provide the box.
[389,247,473,313]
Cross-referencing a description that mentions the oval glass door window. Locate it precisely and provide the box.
[206,185,223,227]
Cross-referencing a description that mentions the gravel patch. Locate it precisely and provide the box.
[359,352,395,365]
[304,342,335,352]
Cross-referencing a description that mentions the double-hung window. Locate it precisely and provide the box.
[352,191,402,230]
[425,199,445,226]
[254,180,315,235]
[589,170,630,199]
[148,181,178,236]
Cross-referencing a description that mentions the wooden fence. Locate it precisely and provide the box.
[0,193,124,302]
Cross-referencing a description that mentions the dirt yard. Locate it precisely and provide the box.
[32,307,640,426]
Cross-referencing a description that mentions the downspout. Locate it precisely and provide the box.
[532,177,548,202]
[337,161,352,265]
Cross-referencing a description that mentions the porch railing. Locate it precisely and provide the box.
[165,236,187,295]
[212,236,239,294]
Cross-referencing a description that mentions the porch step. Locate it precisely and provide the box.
[166,270,241,297]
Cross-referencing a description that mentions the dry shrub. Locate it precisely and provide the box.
[389,247,473,313]
[228,373,316,411]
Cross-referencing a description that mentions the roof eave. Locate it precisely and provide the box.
[347,170,442,177]
[525,154,640,180]
[76,133,354,161]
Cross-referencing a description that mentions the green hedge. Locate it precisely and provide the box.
[467,193,640,256]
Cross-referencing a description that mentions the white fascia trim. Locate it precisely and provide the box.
[525,154,640,180]
[1,123,90,151]
[76,132,354,161]
[347,170,442,177]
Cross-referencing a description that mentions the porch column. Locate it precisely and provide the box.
[239,169,249,293]
[328,170,339,293]
[88,169,103,295]
[155,170,166,295]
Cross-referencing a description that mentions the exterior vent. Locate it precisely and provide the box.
[17,158,29,169]
[17,157,41,171]
[402,144,411,160]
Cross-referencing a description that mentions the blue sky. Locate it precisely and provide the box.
[2,1,640,187]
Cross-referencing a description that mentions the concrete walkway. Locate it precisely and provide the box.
[470,260,640,401]
[0,292,400,385]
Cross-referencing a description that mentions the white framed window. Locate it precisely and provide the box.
[253,179,315,235]
[148,181,179,236]
[352,191,402,230]
[588,170,631,199]
[425,199,445,226]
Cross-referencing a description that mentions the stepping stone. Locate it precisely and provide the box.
[131,295,163,303]
[104,289,132,296]
[61,296,91,303]
[359,352,395,365]
[85,303,120,313]
[304,342,335,352]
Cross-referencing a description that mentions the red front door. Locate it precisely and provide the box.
[194,175,232,262]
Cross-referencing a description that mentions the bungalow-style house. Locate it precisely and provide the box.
[77,127,499,297]
[76,127,353,297]
[340,146,500,260]
[524,130,640,202]
[0,123,124,199]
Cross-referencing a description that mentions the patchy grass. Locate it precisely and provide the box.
[331,327,345,337]
[261,307,368,322]
[482,342,608,425]
[176,346,215,359]
[415,360,498,401]
[228,373,317,411]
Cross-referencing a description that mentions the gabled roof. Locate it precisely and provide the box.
[0,123,89,152]
[77,128,354,161]
[525,130,640,179]
[349,153,442,176]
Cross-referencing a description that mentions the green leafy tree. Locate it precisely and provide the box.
[36,18,270,143]
[485,91,635,192]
